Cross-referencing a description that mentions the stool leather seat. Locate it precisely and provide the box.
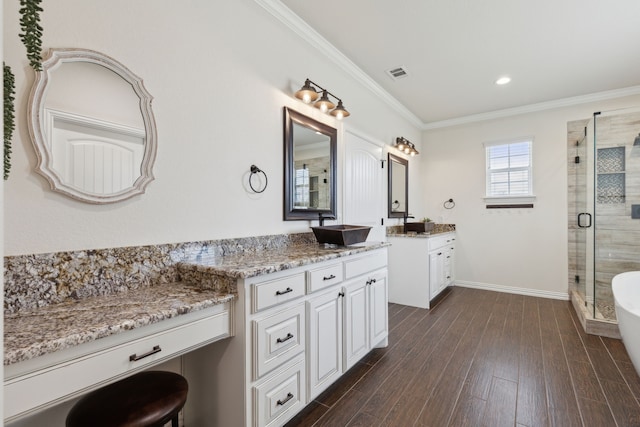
[66,371,188,427]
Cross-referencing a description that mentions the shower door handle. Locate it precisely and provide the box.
[578,213,592,228]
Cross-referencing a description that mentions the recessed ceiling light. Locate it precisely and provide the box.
[495,76,511,85]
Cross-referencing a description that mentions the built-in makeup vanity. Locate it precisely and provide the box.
[4,234,389,427]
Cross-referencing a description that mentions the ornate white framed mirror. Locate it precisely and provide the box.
[28,48,157,204]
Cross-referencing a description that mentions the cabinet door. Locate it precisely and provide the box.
[368,270,388,348]
[429,250,444,300]
[446,243,455,285]
[306,288,343,400]
[343,279,369,371]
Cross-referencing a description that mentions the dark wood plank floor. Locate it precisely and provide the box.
[285,287,640,427]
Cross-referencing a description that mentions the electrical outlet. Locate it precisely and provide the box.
[632,204,640,219]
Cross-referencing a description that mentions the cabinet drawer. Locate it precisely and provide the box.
[307,263,343,293]
[253,356,306,427]
[252,273,306,312]
[344,250,387,279]
[4,306,230,422]
[253,304,305,380]
[428,233,455,251]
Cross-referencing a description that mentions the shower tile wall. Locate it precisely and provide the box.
[593,112,640,320]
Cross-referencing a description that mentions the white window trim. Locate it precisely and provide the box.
[483,137,534,205]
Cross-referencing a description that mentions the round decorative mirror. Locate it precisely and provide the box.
[28,48,157,204]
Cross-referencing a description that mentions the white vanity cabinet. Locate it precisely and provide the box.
[184,247,388,427]
[307,285,343,400]
[343,269,388,371]
[388,232,456,309]
[428,234,456,300]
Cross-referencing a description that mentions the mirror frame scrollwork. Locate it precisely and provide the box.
[388,152,408,218]
[283,107,337,221]
[28,48,157,204]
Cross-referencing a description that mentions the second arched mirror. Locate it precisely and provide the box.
[28,48,157,204]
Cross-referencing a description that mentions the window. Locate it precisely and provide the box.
[294,167,310,207]
[485,138,534,205]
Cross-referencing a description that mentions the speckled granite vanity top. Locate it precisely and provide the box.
[386,223,456,238]
[4,234,389,366]
[178,241,390,279]
[4,282,234,365]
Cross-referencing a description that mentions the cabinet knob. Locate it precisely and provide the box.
[338,291,345,298]
[438,252,442,256]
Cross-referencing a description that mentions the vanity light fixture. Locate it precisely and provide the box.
[394,137,419,157]
[294,79,350,120]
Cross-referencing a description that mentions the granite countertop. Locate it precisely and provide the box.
[4,282,234,365]
[386,229,455,239]
[5,240,389,366]
[178,241,391,279]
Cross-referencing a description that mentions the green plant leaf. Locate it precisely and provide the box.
[19,0,44,71]
[4,63,16,180]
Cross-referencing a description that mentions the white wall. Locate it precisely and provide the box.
[3,0,421,256]
[421,95,640,297]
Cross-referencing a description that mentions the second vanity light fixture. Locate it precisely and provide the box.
[294,79,350,120]
[395,137,419,156]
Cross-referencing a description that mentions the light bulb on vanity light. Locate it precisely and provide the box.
[294,78,350,120]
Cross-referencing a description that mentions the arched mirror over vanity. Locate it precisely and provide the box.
[28,48,157,204]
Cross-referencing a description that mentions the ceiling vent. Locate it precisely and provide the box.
[386,66,409,81]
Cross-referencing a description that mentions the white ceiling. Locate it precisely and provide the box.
[277,0,640,127]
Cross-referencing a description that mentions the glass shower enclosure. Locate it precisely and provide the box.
[569,108,640,325]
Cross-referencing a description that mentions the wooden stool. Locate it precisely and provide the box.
[66,371,188,427]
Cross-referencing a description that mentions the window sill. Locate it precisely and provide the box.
[484,195,536,209]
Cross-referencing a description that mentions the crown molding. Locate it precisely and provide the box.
[254,0,423,128]
[255,1,640,132]
[422,85,640,130]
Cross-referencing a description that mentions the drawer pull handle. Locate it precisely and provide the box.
[323,274,336,281]
[276,333,294,344]
[129,345,161,362]
[371,278,377,284]
[338,291,345,298]
[277,392,294,406]
[276,287,293,296]
[438,252,442,256]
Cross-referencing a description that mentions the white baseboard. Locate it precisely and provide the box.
[454,280,569,301]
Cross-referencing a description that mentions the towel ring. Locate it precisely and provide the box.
[443,198,455,209]
[249,165,268,193]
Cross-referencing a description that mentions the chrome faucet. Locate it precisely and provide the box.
[318,213,336,227]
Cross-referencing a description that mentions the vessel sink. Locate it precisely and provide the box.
[311,225,372,246]
[405,222,435,233]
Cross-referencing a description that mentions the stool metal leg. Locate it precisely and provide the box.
[172,414,179,427]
